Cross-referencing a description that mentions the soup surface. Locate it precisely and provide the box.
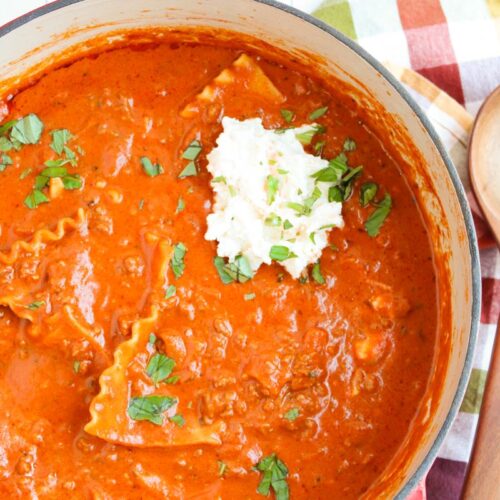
[0,34,438,498]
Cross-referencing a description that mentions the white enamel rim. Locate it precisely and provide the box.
[0,1,481,498]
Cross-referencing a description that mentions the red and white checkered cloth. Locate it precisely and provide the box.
[2,1,499,498]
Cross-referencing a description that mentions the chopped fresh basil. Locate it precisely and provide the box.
[0,119,17,137]
[284,408,299,421]
[19,167,32,180]
[0,153,12,172]
[283,219,293,230]
[164,375,179,385]
[244,293,256,301]
[265,213,282,227]
[73,360,80,374]
[41,166,68,178]
[169,414,185,427]
[309,232,316,244]
[148,333,157,345]
[360,182,378,207]
[127,395,177,426]
[214,255,253,284]
[314,140,326,156]
[277,168,288,175]
[10,114,43,145]
[365,193,392,237]
[24,189,49,209]
[26,300,45,310]
[182,140,202,161]
[175,196,185,214]
[0,136,13,152]
[62,175,82,190]
[165,284,176,299]
[311,156,347,183]
[343,137,356,151]
[269,245,297,262]
[256,454,289,500]
[308,106,328,120]
[50,129,73,155]
[34,175,49,190]
[146,353,176,384]
[178,161,197,178]
[295,124,325,146]
[280,109,294,123]
[141,156,163,177]
[211,176,226,184]
[44,158,72,168]
[171,243,187,279]
[218,460,228,477]
[311,261,325,285]
[266,175,279,205]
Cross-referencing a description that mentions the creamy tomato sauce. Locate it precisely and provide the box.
[0,35,438,498]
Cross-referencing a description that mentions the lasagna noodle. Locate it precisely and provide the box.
[85,305,225,447]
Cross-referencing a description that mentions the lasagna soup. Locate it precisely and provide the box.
[0,33,439,499]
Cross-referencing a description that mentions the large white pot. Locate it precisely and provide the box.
[0,1,481,497]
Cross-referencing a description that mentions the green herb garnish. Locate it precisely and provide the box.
[178,161,197,178]
[50,129,73,155]
[280,109,295,123]
[141,156,163,177]
[266,175,279,205]
[218,460,228,477]
[19,167,32,180]
[311,261,325,285]
[127,395,177,426]
[25,300,45,310]
[165,284,177,299]
[343,137,356,151]
[284,408,299,421]
[175,196,185,214]
[171,243,187,279]
[255,454,289,500]
[283,219,293,230]
[62,175,82,190]
[10,114,43,145]
[244,293,256,301]
[148,333,157,345]
[295,124,325,146]
[169,414,185,427]
[146,353,176,384]
[0,154,12,172]
[365,193,392,237]
[308,106,328,120]
[360,182,378,207]
[182,140,202,161]
[24,189,49,209]
[265,213,282,227]
[214,255,253,284]
[73,360,80,374]
[269,245,297,262]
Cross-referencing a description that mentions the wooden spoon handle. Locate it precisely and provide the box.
[462,317,500,500]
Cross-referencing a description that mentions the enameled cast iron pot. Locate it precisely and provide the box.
[0,1,481,497]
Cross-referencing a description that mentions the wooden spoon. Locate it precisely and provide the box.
[462,85,500,500]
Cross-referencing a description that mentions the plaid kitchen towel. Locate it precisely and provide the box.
[1,1,500,499]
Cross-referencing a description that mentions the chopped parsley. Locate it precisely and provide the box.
[265,213,282,227]
[10,114,44,145]
[256,454,289,500]
[148,333,157,345]
[286,186,321,216]
[266,175,279,205]
[284,408,299,421]
[141,156,164,177]
[165,284,176,299]
[171,243,187,279]
[214,255,253,284]
[169,414,185,427]
[62,175,83,190]
[283,219,293,230]
[178,161,197,178]
[311,261,325,285]
[164,375,180,385]
[280,109,294,123]
[365,193,392,237]
[269,245,297,262]
[127,395,177,426]
[360,182,378,207]
[0,119,17,137]
[146,353,176,384]
[175,196,185,214]
[308,106,328,120]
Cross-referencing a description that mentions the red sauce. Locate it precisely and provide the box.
[0,34,438,498]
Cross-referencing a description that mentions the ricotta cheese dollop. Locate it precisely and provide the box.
[205,117,344,279]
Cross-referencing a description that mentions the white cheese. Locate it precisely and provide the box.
[205,117,344,279]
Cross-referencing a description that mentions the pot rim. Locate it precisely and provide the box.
[0,0,481,497]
